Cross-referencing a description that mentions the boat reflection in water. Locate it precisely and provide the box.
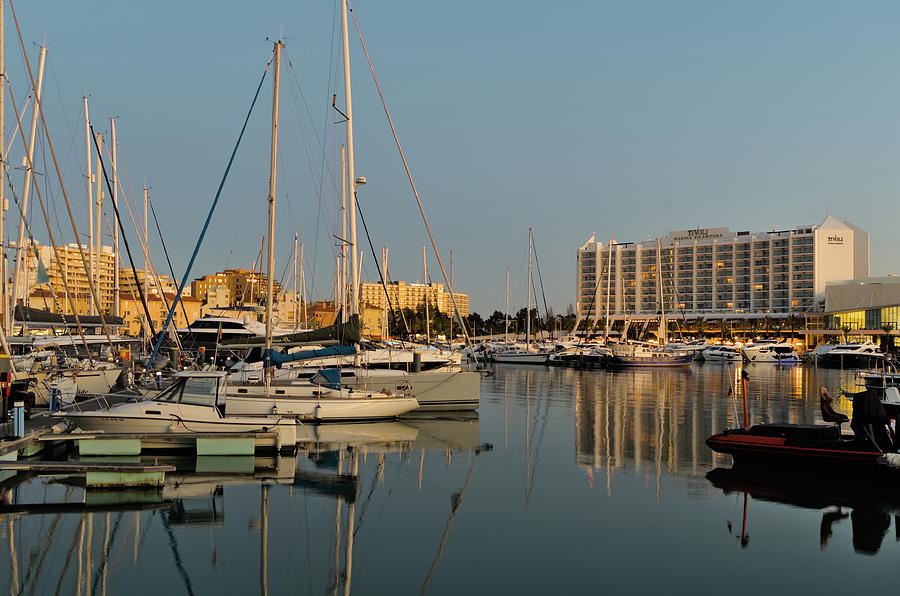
[0,412,484,595]
[707,465,900,555]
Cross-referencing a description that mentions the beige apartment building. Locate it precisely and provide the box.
[359,281,469,318]
[192,269,282,306]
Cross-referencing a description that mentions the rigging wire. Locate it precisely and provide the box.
[349,7,474,352]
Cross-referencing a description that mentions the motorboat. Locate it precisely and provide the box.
[741,340,799,364]
[547,343,611,366]
[57,371,291,434]
[665,339,710,359]
[707,385,900,471]
[606,341,693,368]
[491,345,550,365]
[699,345,742,363]
[816,341,887,369]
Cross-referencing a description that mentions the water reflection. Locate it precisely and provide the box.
[0,412,484,595]
[708,466,900,555]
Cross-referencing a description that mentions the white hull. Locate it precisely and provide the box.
[224,391,418,421]
[61,401,284,435]
[332,369,480,411]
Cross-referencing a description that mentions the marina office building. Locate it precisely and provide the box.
[576,216,869,326]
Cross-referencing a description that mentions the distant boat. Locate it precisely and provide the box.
[607,341,693,368]
[816,341,887,369]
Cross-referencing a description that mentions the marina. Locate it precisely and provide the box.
[2,0,900,594]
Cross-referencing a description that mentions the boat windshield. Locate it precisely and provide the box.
[181,377,220,407]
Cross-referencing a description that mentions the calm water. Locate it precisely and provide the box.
[3,363,899,595]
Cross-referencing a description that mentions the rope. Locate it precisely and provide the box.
[147,57,271,369]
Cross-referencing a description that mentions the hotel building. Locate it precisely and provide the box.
[576,216,869,323]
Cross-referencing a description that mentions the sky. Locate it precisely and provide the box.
[8,0,900,316]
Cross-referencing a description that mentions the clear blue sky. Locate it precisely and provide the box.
[9,0,900,316]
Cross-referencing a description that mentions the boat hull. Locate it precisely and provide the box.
[607,353,693,368]
[491,353,549,365]
[706,424,883,468]
[816,354,888,369]
[224,393,418,421]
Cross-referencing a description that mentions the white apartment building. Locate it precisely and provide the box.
[576,216,869,322]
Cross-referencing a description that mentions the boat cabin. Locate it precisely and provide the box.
[157,371,229,413]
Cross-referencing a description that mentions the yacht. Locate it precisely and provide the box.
[699,345,742,362]
[816,341,887,369]
[177,315,275,349]
[741,340,799,364]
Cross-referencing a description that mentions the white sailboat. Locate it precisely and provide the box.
[223,40,418,421]
[493,229,550,365]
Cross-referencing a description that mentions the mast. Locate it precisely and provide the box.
[110,117,119,317]
[657,238,666,344]
[84,98,95,315]
[94,133,103,312]
[448,250,454,343]
[604,240,615,341]
[339,144,347,321]
[0,0,5,334]
[11,44,45,312]
[381,246,387,338]
[526,228,533,348]
[505,264,510,343]
[143,187,149,340]
[293,232,298,327]
[423,245,430,346]
[264,40,283,386]
[340,0,359,316]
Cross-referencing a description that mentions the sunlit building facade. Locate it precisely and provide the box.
[576,216,869,323]
[359,281,469,318]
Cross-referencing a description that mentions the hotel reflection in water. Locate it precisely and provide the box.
[570,365,828,483]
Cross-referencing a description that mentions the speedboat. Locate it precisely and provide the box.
[699,345,742,362]
[707,386,900,471]
[816,341,887,369]
[57,371,290,434]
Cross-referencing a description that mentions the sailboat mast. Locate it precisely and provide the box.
[264,41,283,383]
[657,238,666,345]
[143,186,149,339]
[604,240,614,340]
[339,144,347,320]
[423,245,430,346]
[0,0,5,334]
[110,117,119,317]
[94,133,103,311]
[83,98,95,316]
[526,228,533,347]
[505,264,510,343]
[293,232,298,326]
[11,45,45,313]
[340,0,359,316]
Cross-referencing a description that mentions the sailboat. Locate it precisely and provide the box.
[493,229,551,365]
[222,40,418,421]
[607,240,692,368]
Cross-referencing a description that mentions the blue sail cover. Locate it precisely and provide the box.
[267,345,356,369]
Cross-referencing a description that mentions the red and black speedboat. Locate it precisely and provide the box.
[707,373,900,470]
[706,423,887,469]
